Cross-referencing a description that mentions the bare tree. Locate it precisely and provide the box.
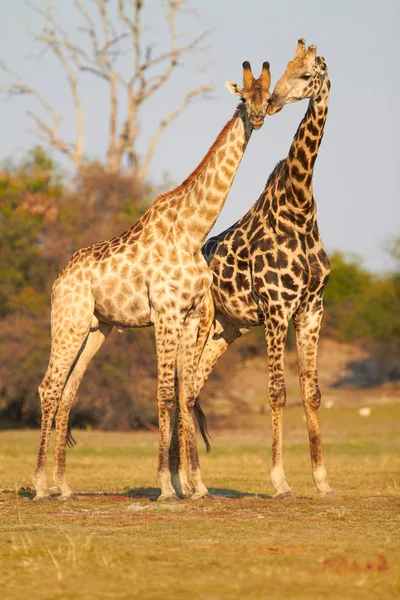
[0,0,214,181]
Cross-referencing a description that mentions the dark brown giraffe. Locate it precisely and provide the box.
[32,61,271,503]
[171,40,334,499]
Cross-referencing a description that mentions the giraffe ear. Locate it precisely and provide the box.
[225,81,243,97]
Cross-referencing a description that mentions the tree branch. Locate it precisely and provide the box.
[25,1,84,168]
[2,0,215,178]
[0,61,78,163]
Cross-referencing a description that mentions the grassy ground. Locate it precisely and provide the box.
[1,402,399,600]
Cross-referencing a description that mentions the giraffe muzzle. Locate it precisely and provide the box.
[250,114,265,129]
[267,96,283,115]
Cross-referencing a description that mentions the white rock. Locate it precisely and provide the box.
[358,407,371,417]
[323,400,335,409]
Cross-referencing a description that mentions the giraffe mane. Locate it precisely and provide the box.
[153,103,245,206]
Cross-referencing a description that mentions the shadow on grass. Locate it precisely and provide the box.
[11,486,272,501]
[123,487,272,500]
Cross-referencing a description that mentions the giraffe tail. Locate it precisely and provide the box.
[66,405,209,450]
[66,421,77,448]
[194,398,211,453]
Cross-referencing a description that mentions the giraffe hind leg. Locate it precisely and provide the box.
[33,339,88,501]
[32,311,95,502]
[294,301,334,498]
[53,322,113,500]
[154,313,182,502]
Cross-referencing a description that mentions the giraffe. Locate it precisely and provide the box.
[171,40,334,499]
[32,61,272,503]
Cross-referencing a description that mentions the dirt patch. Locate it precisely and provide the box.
[162,543,310,555]
[321,553,388,574]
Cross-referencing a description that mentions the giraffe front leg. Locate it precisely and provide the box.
[170,294,215,498]
[155,314,181,502]
[264,309,293,499]
[294,300,334,498]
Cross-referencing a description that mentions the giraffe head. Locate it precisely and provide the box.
[226,61,271,129]
[267,39,328,115]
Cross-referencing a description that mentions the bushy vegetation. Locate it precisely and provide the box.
[0,148,398,429]
[324,250,400,383]
[0,147,157,430]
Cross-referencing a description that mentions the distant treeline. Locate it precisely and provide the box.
[0,148,399,429]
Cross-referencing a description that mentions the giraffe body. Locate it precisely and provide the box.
[33,62,271,503]
[204,177,330,329]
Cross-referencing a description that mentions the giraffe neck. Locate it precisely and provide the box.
[171,107,253,252]
[269,76,331,235]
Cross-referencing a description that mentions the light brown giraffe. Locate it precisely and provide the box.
[171,40,334,499]
[32,61,272,503]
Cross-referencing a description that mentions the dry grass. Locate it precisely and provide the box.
[1,402,399,599]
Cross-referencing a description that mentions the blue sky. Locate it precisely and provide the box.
[0,0,398,272]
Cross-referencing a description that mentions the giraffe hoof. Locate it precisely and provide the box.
[318,490,336,500]
[32,494,54,504]
[59,493,79,502]
[157,493,180,503]
[273,491,295,500]
[191,491,211,501]
[180,485,195,500]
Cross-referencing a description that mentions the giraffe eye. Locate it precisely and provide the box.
[301,74,312,80]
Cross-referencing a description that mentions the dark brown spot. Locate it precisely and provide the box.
[291,259,303,278]
[276,250,288,269]
[266,270,278,286]
[281,291,297,301]
[222,280,235,296]
[286,238,298,251]
[309,122,319,136]
[259,237,273,252]
[236,274,250,292]
[296,147,309,170]
[266,252,277,268]
[281,273,298,291]
[295,186,306,204]
[291,165,306,182]
[222,264,234,279]
[238,247,249,260]
[269,289,279,301]
[317,248,330,269]
[232,230,245,248]
[254,255,264,273]
[217,244,229,258]
[305,136,317,153]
